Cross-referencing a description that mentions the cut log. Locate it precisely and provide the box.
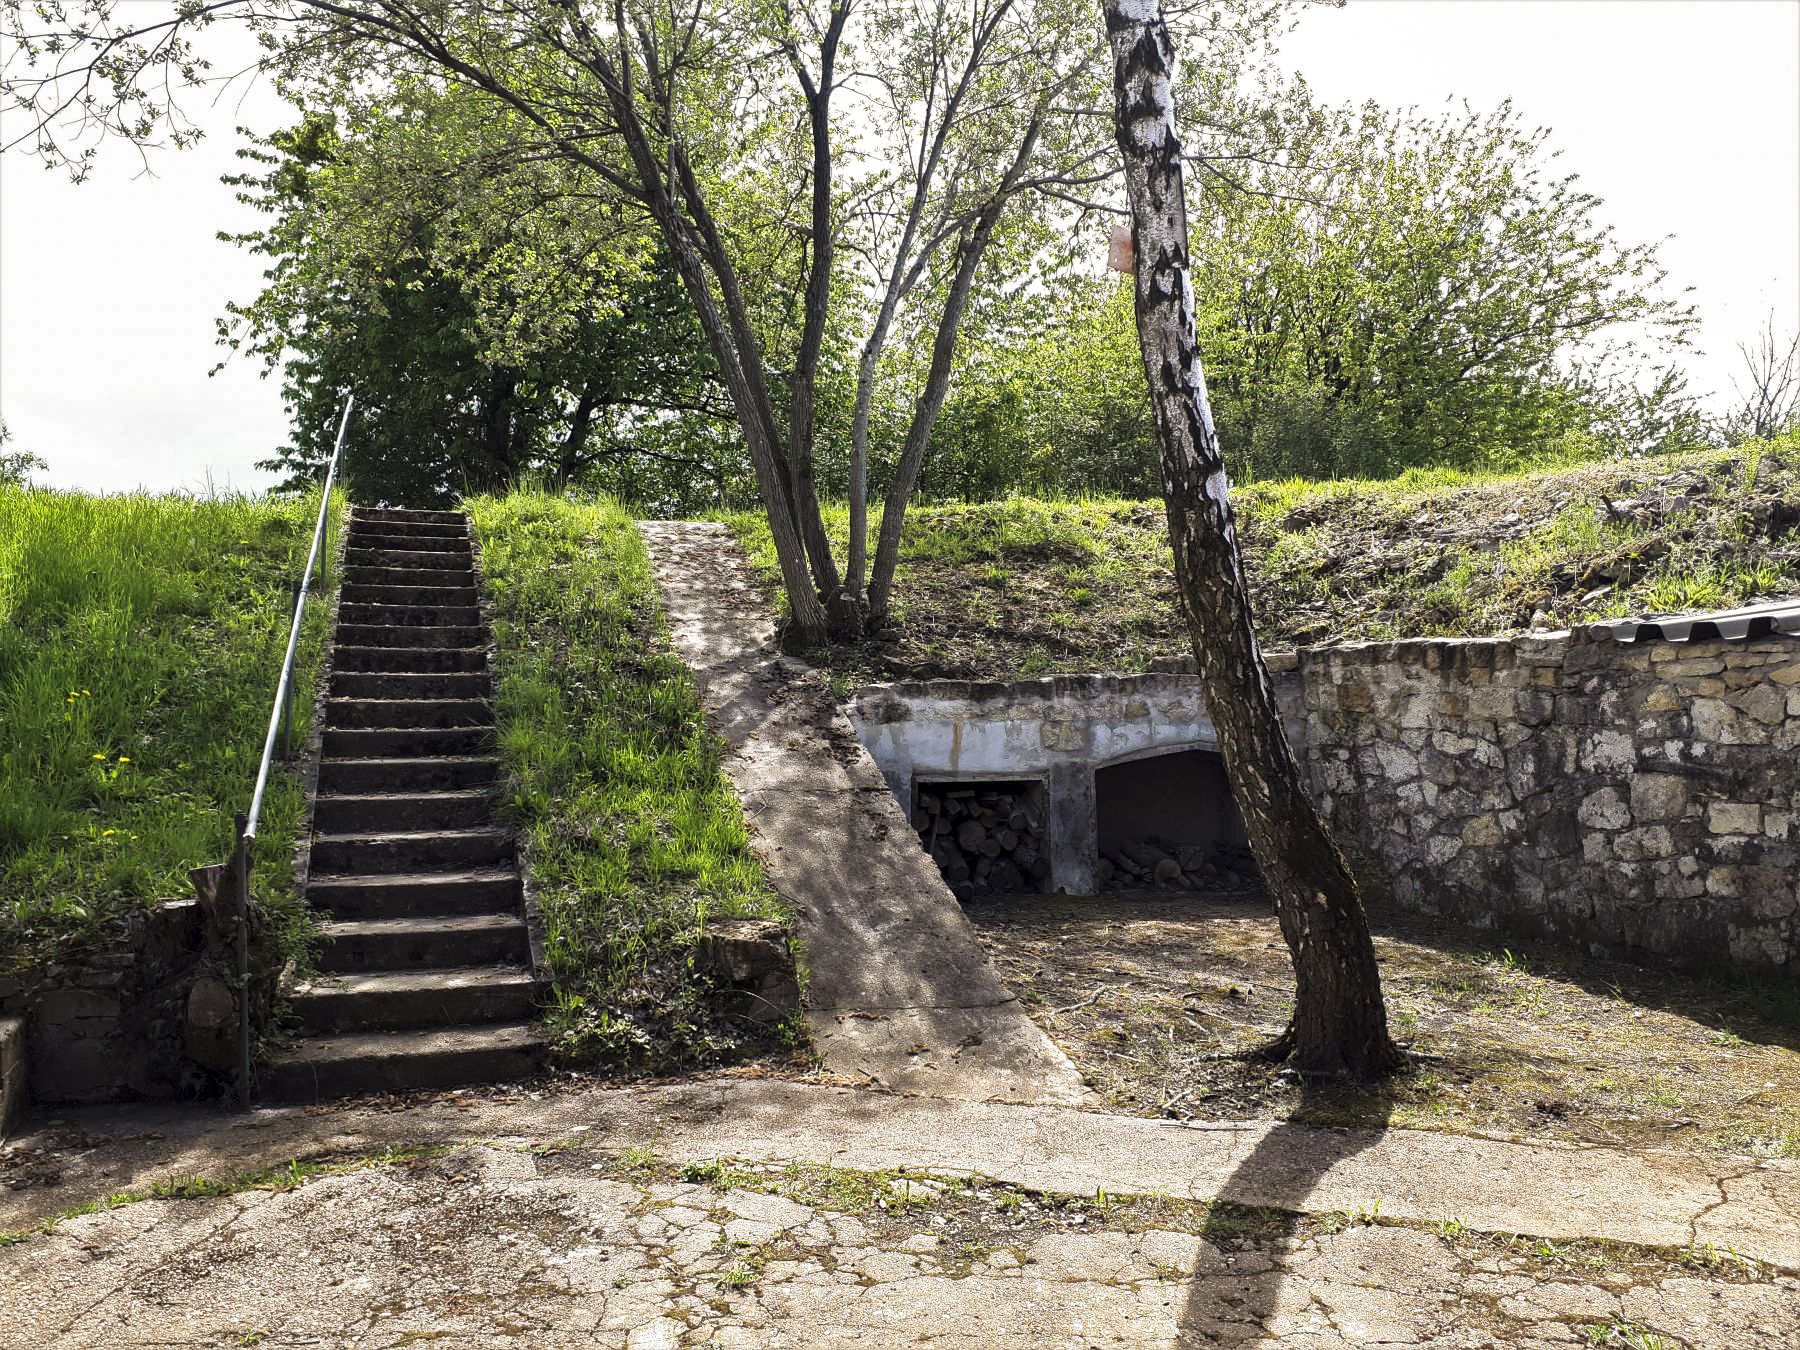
[956,819,986,851]
[997,829,1019,852]
[989,859,1024,893]
[1154,857,1183,883]
[911,809,931,831]
[979,836,1003,858]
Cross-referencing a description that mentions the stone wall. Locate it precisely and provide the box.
[1303,629,1799,980]
[848,628,1798,982]
[0,893,279,1105]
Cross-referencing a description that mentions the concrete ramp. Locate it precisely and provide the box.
[639,522,1091,1105]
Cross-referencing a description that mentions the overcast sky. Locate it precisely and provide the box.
[1,0,1796,494]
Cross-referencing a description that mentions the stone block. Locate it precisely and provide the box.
[1659,657,1725,676]
[1578,729,1637,774]
[1461,815,1506,847]
[1689,698,1739,743]
[1336,683,1375,713]
[1768,661,1800,686]
[1708,802,1762,835]
[1629,773,1688,822]
[697,919,801,1024]
[1579,787,1631,831]
[36,988,122,1025]
[1732,683,1787,727]
[1612,826,1675,861]
[1640,685,1680,713]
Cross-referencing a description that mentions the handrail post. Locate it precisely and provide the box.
[232,811,252,1111]
[228,390,352,1111]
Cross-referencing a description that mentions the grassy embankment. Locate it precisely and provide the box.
[723,432,1800,684]
[0,486,342,982]
[467,491,794,1069]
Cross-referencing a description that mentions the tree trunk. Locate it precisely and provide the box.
[865,207,1001,625]
[558,376,601,485]
[866,114,1043,625]
[1104,0,1403,1077]
[788,41,851,614]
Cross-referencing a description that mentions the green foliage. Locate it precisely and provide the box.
[0,419,49,488]
[927,98,1701,496]
[467,491,792,1068]
[0,486,338,978]
[220,96,734,511]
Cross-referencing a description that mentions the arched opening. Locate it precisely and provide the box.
[1093,748,1258,891]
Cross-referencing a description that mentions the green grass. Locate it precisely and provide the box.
[0,485,341,979]
[467,491,793,1068]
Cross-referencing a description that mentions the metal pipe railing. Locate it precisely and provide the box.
[231,393,355,1109]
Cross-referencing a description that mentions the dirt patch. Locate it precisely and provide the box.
[964,890,1800,1157]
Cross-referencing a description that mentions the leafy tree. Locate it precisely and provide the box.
[0,421,48,488]
[217,102,732,508]
[929,91,1703,491]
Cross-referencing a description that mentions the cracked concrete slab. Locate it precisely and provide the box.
[3,1139,1794,1349]
[638,521,1090,1104]
[8,1080,1796,1271]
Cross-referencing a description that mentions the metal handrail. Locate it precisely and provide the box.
[230,392,355,1108]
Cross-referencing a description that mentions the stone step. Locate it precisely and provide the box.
[353,507,468,526]
[348,531,471,555]
[341,564,476,589]
[307,867,521,921]
[315,756,501,795]
[331,645,489,675]
[310,827,513,876]
[290,965,537,1034]
[314,914,530,973]
[312,790,496,834]
[259,1022,541,1102]
[345,516,468,539]
[329,671,492,701]
[340,583,480,608]
[344,547,477,571]
[333,623,487,649]
[322,726,493,758]
[337,602,484,628]
[323,696,493,730]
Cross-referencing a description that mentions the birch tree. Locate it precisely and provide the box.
[1104,0,1402,1075]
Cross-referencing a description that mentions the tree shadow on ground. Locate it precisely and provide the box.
[1359,899,1800,1054]
[1176,1068,1410,1344]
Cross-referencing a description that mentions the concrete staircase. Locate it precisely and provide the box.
[262,507,541,1101]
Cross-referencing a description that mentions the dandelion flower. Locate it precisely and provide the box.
[92,753,107,760]
[117,757,130,764]
[102,829,116,837]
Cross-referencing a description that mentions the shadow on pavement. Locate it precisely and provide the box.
[1177,1069,1406,1344]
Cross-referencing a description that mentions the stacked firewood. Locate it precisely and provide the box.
[1094,837,1261,894]
[913,783,1051,898]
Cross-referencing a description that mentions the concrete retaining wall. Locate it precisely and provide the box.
[849,628,1800,981]
[848,667,1307,894]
